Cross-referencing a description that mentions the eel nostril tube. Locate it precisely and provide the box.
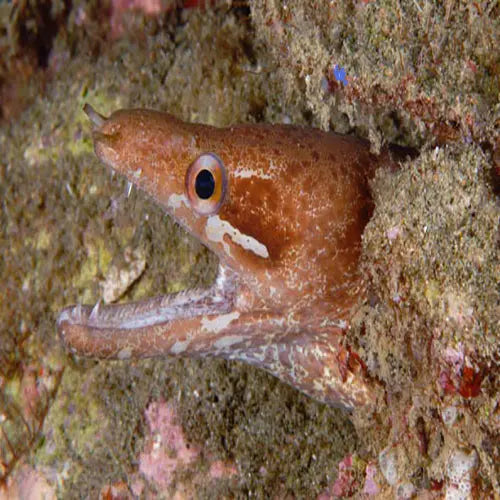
[83,103,107,128]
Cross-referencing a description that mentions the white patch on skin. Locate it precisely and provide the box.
[313,379,325,393]
[234,167,272,179]
[267,159,282,176]
[270,317,285,328]
[117,348,132,360]
[213,334,245,350]
[171,340,190,354]
[319,318,347,330]
[201,311,240,334]
[167,193,189,210]
[205,215,269,258]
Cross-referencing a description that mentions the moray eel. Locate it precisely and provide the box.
[58,105,410,411]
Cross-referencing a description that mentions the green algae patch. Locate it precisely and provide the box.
[171,358,358,498]
[361,144,497,363]
[251,0,498,147]
[1,6,247,490]
[351,143,498,491]
[35,361,148,497]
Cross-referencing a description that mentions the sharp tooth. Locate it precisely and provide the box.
[126,181,133,197]
[89,300,101,321]
[75,303,82,322]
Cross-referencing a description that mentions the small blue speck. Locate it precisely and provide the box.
[333,65,348,86]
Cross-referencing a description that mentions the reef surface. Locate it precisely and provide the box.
[0,1,497,498]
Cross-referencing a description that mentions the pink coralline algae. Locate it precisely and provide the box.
[209,460,238,480]
[331,454,356,497]
[109,0,212,38]
[111,0,164,16]
[138,400,200,488]
[318,454,359,499]
[0,464,55,500]
[109,0,168,38]
[362,463,380,496]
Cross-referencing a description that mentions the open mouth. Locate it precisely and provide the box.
[57,264,238,332]
[59,105,240,335]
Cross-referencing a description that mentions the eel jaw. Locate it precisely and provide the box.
[57,261,379,412]
[57,264,240,358]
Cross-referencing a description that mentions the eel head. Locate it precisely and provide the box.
[57,105,405,410]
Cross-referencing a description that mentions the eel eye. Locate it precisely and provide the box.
[185,153,227,215]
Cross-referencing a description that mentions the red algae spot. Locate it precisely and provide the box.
[458,366,483,398]
[184,0,217,8]
[439,346,483,398]
[99,481,130,500]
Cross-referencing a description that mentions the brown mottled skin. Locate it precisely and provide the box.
[58,107,409,411]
